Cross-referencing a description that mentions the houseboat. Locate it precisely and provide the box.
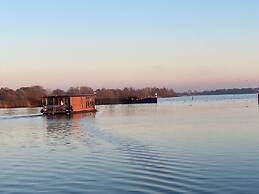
[41,94,96,115]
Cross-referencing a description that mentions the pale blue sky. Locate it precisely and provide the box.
[0,0,259,91]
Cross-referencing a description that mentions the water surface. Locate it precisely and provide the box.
[0,94,259,193]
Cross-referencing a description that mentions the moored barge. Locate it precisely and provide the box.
[41,94,96,115]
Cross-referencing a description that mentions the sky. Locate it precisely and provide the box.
[0,0,259,92]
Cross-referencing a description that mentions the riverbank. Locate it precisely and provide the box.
[0,86,176,108]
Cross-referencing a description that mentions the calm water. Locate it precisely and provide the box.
[1,94,259,194]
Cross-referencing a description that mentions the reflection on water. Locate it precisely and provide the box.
[0,94,259,193]
[45,113,96,146]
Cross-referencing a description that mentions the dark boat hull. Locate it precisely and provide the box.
[96,97,157,105]
[42,108,97,115]
[128,97,157,104]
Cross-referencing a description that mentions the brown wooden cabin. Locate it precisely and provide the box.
[41,94,96,115]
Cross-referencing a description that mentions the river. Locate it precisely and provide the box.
[0,94,259,193]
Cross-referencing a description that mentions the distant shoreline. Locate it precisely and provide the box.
[1,86,258,109]
[0,92,257,109]
[177,88,258,97]
[0,86,176,109]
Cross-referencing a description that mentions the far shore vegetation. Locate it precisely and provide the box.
[179,87,259,96]
[1,86,258,108]
[0,86,176,108]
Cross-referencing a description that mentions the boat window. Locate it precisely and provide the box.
[47,98,53,105]
[65,98,70,106]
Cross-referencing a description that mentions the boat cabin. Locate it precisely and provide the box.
[41,94,96,115]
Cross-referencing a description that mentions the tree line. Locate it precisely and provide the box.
[0,86,177,108]
[178,87,259,96]
[199,88,259,95]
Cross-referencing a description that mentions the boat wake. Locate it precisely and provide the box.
[75,119,209,193]
[0,114,42,120]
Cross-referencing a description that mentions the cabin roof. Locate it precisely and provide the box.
[43,94,95,98]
